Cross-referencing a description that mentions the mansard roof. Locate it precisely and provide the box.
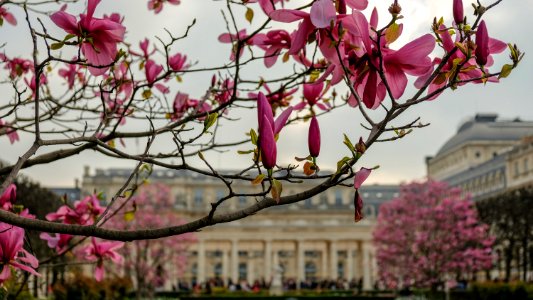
[436,113,533,156]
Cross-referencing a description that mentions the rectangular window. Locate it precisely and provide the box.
[524,158,529,173]
[335,190,343,206]
[194,189,203,207]
[514,161,520,177]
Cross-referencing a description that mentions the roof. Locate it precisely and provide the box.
[436,114,533,156]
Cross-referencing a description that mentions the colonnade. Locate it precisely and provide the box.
[192,238,376,290]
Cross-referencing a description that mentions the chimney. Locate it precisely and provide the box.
[83,165,90,177]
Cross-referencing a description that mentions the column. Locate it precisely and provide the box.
[296,240,305,285]
[329,240,338,279]
[321,243,328,279]
[272,248,279,274]
[264,240,272,281]
[355,241,363,281]
[198,240,206,284]
[248,259,255,284]
[362,242,371,290]
[347,244,354,280]
[222,249,229,285]
[231,239,239,282]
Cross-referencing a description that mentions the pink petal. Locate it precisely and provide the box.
[385,65,408,99]
[0,265,11,282]
[257,92,274,131]
[308,116,321,157]
[11,261,40,276]
[50,11,79,34]
[19,249,39,268]
[94,264,104,282]
[387,34,435,66]
[259,114,277,169]
[289,19,315,54]
[218,33,233,43]
[310,0,337,29]
[3,12,17,26]
[269,9,308,23]
[489,38,507,54]
[303,82,324,105]
[354,167,371,189]
[346,0,368,10]
[273,106,293,135]
[369,7,378,29]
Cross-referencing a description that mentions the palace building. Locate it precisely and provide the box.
[426,113,533,200]
[81,167,399,290]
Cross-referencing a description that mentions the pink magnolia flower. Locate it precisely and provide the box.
[148,0,180,14]
[168,53,188,71]
[269,0,368,55]
[1,56,33,78]
[24,73,48,99]
[0,223,40,283]
[84,237,124,282]
[218,29,254,61]
[252,29,292,68]
[0,7,17,26]
[172,92,212,121]
[414,24,505,99]
[213,77,236,104]
[257,92,293,170]
[0,119,20,144]
[50,0,126,76]
[308,116,321,158]
[105,61,133,100]
[0,184,15,211]
[39,232,73,254]
[343,11,435,108]
[46,194,105,225]
[294,81,330,111]
[130,38,156,59]
[144,59,163,84]
[248,82,297,112]
[58,60,85,89]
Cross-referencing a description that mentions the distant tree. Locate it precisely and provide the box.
[106,183,196,298]
[373,180,494,289]
[477,186,533,282]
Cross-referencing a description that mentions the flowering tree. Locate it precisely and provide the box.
[107,183,196,297]
[0,0,522,285]
[373,180,494,289]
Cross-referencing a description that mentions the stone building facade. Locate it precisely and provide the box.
[426,114,533,200]
[81,167,399,290]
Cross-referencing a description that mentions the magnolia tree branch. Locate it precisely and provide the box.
[0,0,521,254]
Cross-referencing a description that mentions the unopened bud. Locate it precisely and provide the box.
[453,0,464,24]
[388,0,402,15]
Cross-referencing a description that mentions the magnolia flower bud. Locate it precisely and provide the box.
[453,0,464,24]
[308,116,321,158]
[475,20,489,66]
[388,0,401,15]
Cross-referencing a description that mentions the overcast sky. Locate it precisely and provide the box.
[1,0,532,187]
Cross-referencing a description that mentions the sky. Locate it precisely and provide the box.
[1,0,533,188]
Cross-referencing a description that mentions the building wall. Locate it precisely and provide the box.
[81,168,398,290]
